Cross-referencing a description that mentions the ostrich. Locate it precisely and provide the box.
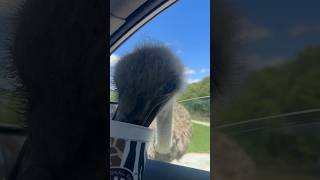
[148,98,192,162]
[109,42,191,163]
[109,97,193,163]
[109,97,192,163]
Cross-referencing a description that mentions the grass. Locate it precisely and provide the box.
[187,122,210,153]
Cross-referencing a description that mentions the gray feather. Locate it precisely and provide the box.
[113,43,184,126]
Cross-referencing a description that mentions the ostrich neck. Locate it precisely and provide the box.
[154,99,174,154]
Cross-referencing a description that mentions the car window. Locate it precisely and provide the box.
[213,0,320,179]
[110,0,210,171]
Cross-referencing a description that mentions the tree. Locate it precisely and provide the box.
[178,76,210,121]
[216,46,320,168]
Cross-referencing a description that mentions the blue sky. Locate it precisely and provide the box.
[110,0,210,84]
[229,0,320,69]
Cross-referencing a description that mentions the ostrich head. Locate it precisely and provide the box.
[113,43,184,126]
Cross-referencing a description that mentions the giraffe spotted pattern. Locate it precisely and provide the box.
[110,137,126,166]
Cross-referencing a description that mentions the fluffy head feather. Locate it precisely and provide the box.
[114,43,184,126]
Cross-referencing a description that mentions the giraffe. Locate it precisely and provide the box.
[110,138,125,167]
[109,135,149,180]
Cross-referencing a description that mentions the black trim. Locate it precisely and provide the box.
[110,0,176,53]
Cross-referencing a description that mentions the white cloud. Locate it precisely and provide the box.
[186,78,200,84]
[289,23,320,38]
[110,54,120,66]
[289,24,310,37]
[245,53,289,70]
[177,49,183,54]
[165,42,173,46]
[165,40,179,47]
[237,18,273,42]
[200,68,210,74]
[184,67,196,75]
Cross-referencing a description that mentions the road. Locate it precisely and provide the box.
[192,120,210,127]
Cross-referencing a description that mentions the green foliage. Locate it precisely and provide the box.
[0,92,22,125]
[110,90,118,102]
[178,76,210,121]
[217,47,320,125]
[178,76,210,100]
[216,46,320,170]
[181,99,210,121]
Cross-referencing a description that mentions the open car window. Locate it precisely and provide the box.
[110,0,210,172]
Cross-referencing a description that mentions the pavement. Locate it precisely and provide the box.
[192,120,210,127]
